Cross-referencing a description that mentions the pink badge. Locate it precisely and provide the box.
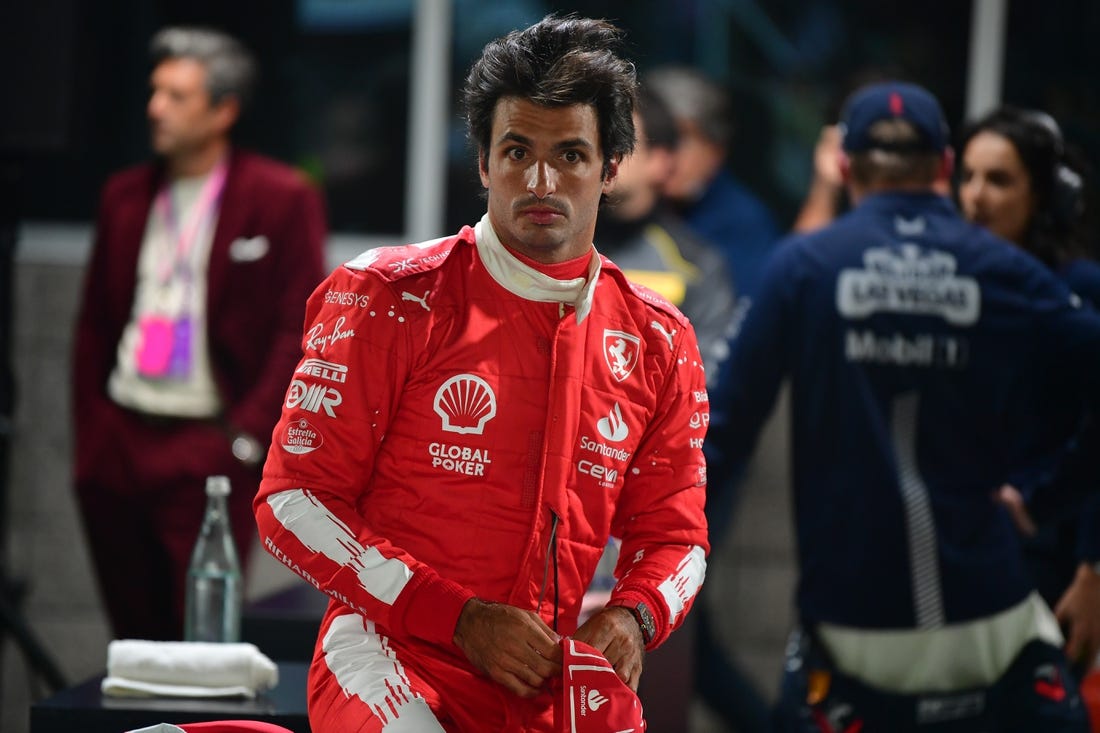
[136,315,174,377]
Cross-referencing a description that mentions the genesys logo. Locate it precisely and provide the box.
[323,289,369,308]
[597,403,629,442]
[296,358,348,383]
[281,419,323,455]
[434,374,497,435]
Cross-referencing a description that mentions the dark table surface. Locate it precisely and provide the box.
[30,661,309,733]
[241,582,326,664]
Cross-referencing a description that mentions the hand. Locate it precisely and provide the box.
[992,484,1037,537]
[1055,563,1100,670]
[812,125,844,188]
[453,599,562,698]
[572,606,645,691]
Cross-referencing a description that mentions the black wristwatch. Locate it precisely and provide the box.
[623,601,656,645]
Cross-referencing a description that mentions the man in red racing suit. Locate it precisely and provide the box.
[254,15,708,733]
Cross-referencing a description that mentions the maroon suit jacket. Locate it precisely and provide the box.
[73,149,327,488]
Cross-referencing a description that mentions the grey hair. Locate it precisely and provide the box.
[150,26,257,109]
[643,66,734,149]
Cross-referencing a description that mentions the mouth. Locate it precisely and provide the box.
[521,206,565,225]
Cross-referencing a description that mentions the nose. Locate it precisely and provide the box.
[959,178,982,206]
[148,89,166,120]
[526,160,557,199]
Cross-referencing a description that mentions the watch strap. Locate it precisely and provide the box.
[625,601,656,645]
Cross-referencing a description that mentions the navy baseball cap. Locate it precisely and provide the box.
[840,81,949,153]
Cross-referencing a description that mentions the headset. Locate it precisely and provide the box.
[1019,108,1085,229]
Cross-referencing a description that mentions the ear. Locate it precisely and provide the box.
[478,149,490,188]
[939,147,955,181]
[212,95,241,135]
[602,156,621,193]
[838,151,852,185]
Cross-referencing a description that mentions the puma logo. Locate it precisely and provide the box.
[650,320,676,350]
[401,290,431,311]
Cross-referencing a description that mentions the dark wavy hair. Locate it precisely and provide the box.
[462,13,637,180]
[957,106,1091,266]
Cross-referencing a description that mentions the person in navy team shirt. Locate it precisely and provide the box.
[713,80,1096,731]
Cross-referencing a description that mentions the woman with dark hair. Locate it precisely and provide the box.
[958,105,1100,676]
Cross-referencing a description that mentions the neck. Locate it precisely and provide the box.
[168,138,229,180]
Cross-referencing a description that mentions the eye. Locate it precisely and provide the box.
[562,150,582,163]
[506,147,526,161]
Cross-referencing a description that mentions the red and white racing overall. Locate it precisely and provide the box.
[255,217,709,731]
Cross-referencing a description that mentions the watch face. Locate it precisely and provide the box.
[635,602,656,644]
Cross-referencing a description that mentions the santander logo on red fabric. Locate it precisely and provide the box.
[558,638,646,733]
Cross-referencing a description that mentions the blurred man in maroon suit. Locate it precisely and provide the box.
[72,26,327,640]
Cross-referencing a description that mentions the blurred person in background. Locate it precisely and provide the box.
[712,81,1095,731]
[72,26,327,641]
[644,62,782,733]
[644,65,780,312]
[957,105,1100,677]
[594,82,769,731]
[596,84,735,385]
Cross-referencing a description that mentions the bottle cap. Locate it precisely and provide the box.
[205,475,231,497]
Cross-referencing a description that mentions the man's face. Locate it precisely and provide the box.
[609,111,673,221]
[147,57,230,162]
[479,97,617,263]
[662,121,724,203]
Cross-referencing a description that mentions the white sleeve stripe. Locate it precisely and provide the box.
[267,489,413,606]
[656,545,707,625]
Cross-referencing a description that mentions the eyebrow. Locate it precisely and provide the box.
[497,132,595,152]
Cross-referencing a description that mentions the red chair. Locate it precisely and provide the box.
[177,722,297,733]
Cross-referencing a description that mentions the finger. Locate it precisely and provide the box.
[525,616,563,657]
[497,669,541,699]
[993,485,1037,536]
[515,661,553,689]
[610,652,641,691]
[525,648,562,681]
[626,662,641,692]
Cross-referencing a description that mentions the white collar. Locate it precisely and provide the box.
[474,214,599,324]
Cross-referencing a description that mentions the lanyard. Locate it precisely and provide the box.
[153,158,229,283]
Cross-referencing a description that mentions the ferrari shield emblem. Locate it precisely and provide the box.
[603,329,640,382]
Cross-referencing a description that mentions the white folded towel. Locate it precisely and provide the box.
[102,640,279,699]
